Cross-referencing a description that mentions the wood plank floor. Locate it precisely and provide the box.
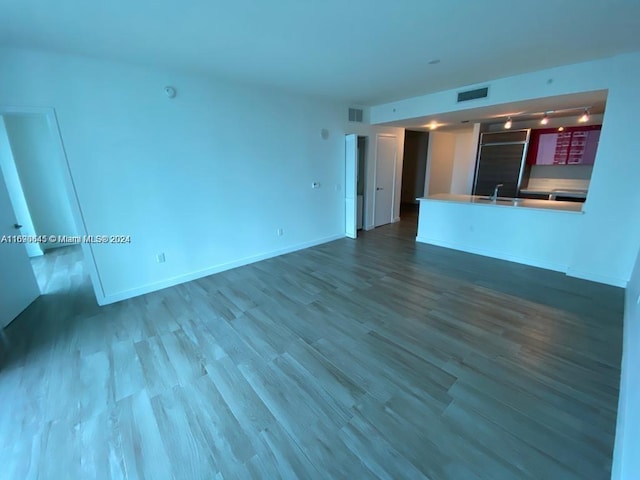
[0,217,623,479]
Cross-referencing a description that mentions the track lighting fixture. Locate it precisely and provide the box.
[494,106,593,129]
[578,109,590,123]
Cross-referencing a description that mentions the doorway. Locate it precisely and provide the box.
[0,107,99,328]
[346,132,404,236]
[356,136,366,231]
[399,130,429,220]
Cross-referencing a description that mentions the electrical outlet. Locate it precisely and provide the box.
[156,252,166,263]
[311,182,321,189]
[276,228,284,237]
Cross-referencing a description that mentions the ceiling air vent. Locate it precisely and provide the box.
[348,108,364,123]
[457,87,489,103]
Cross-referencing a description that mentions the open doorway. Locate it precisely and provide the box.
[400,130,429,221]
[356,136,366,231]
[345,134,368,238]
[0,107,99,328]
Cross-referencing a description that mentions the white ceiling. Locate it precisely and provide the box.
[1,1,639,105]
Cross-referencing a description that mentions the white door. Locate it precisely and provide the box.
[345,134,357,239]
[0,115,41,257]
[0,168,39,328]
[374,135,397,227]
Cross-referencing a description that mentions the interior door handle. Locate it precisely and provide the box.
[14,223,23,229]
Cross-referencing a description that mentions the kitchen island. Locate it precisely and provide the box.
[416,194,584,274]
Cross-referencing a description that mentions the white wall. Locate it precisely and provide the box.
[373,51,640,287]
[3,114,77,247]
[449,124,480,195]
[425,132,455,195]
[567,54,640,286]
[612,245,640,479]
[0,47,352,303]
[371,60,613,124]
[425,127,478,197]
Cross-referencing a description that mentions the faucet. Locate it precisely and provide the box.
[490,184,504,201]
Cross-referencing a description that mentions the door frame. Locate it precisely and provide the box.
[0,105,105,305]
[344,134,357,239]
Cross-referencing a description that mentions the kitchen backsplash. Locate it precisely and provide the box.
[525,165,592,191]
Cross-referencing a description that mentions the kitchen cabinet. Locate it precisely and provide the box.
[554,132,572,164]
[536,133,558,165]
[527,125,601,166]
[580,129,600,165]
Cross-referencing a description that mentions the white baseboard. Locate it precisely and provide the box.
[42,242,71,251]
[100,233,345,305]
[566,268,628,288]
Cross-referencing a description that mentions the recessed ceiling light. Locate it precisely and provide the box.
[504,117,513,129]
[428,59,441,65]
[558,127,565,132]
[540,113,549,125]
[429,121,438,130]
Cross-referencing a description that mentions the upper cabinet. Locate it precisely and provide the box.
[527,125,601,166]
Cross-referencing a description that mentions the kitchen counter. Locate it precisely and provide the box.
[416,194,585,275]
[420,194,584,213]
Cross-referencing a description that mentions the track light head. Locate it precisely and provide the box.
[578,109,590,123]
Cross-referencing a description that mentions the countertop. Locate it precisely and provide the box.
[418,194,584,213]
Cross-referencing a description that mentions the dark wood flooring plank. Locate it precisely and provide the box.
[117,390,173,480]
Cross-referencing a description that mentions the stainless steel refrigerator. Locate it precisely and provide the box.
[472,129,530,198]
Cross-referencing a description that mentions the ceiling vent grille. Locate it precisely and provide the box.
[348,108,364,123]
[457,87,489,103]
